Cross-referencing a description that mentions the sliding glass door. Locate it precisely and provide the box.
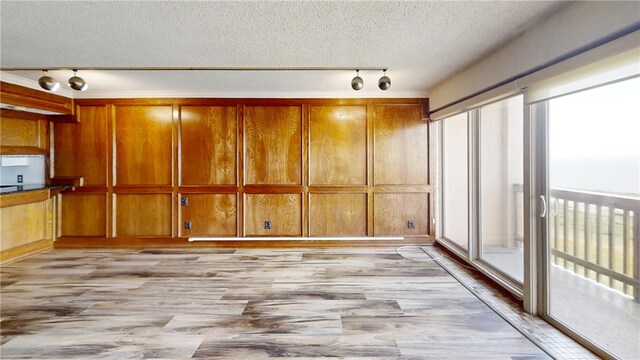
[442,113,469,251]
[542,77,639,359]
[478,95,524,282]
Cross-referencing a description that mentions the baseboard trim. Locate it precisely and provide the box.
[54,236,434,249]
[0,239,53,265]
[189,236,403,242]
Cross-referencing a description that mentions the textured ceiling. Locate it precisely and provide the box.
[0,1,567,98]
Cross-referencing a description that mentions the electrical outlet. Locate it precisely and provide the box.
[181,197,189,206]
[264,220,271,230]
[17,175,23,183]
[407,220,415,229]
[184,221,192,230]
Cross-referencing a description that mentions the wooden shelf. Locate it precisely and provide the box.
[50,176,84,188]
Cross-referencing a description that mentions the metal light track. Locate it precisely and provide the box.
[1,66,388,72]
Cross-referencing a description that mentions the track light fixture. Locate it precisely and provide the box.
[378,69,391,90]
[68,70,88,91]
[351,70,364,91]
[38,70,60,91]
[6,67,393,92]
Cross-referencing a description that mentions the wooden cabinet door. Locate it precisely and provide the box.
[115,194,172,237]
[374,193,429,236]
[373,105,428,185]
[179,193,236,237]
[244,106,302,185]
[61,194,107,236]
[180,106,237,186]
[309,106,367,185]
[309,193,367,236]
[115,106,173,186]
[244,193,302,236]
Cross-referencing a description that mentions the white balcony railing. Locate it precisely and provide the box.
[514,184,639,300]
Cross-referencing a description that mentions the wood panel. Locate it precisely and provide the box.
[179,193,236,237]
[0,238,53,265]
[55,237,433,249]
[51,98,431,246]
[115,194,172,237]
[0,81,74,115]
[309,193,367,236]
[0,116,45,150]
[244,193,302,236]
[61,194,106,236]
[0,199,50,252]
[309,106,367,185]
[244,106,301,185]
[374,193,429,236]
[0,189,49,208]
[54,106,108,186]
[115,106,173,186]
[180,106,237,185]
[373,105,428,185]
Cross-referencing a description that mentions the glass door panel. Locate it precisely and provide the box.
[546,77,639,359]
[479,95,524,282]
[442,112,469,250]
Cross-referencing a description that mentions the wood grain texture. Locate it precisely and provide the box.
[48,98,431,243]
[115,106,173,186]
[0,190,49,208]
[61,194,106,236]
[115,194,172,237]
[373,105,428,185]
[374,193,429,236]
[179,194,237,237]
[0,238,52,265]
[54,106,108,186]
[0,109,47,121]
[54,237,432,248]
[309,106,366,185]
[0,198,51,252]
[244,106,302,185]
[244,193,302,236]
[0,116,43,149]
[0,81,74,114]
[180,106,237,185]
[309,193,367,236]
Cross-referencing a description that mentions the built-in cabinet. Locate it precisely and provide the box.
[54,99,431,244]
[0,81,75,262]
[0,190,58,263]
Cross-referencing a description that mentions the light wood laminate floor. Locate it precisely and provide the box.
[1,247,552,359]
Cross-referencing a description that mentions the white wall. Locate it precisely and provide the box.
[0,155,45,185]
[430,1,640,110]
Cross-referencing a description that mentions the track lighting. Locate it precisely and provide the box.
[38,70,60,91]
[68,70,88,91]
[351,70,364,91]
[378,69,391,90]
[16,67,394,92]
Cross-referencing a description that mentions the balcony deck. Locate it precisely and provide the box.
[484,246,640,360]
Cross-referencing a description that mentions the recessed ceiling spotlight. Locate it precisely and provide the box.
[38,70,60,91]
[378,69,391,90]
[351,70,364,91]
[68,70,88,91]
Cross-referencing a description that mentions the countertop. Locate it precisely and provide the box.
[0,184,66,195]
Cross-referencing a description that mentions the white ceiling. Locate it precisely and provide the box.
[0,1,567,99]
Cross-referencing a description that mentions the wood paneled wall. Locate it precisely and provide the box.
[0,109,49,155]
[54,98,431,244]
[1,191,56,264]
